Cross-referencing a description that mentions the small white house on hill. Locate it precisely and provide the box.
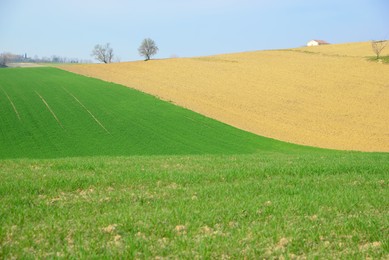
[307,40,330,46]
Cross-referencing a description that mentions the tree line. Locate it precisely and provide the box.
[0,52,91,67]
[91,38,159,64]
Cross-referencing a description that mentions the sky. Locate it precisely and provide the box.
[0,0,388,62]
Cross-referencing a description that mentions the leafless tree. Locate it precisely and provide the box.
[138,38,159,61]
[91,43,114,63]
[0,52,11,67]
[371,40,387,59]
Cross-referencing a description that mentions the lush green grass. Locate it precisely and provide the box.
[0,153,388,258]
[0,67,313,159]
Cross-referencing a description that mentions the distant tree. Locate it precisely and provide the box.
[92,43,114,63]
[371,40,387,59]
[0,53,10,67]
[51,55,61,63]
[138,38,159,61]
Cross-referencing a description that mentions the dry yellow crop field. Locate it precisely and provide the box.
[296,41,389,57]
[60,42,389,152]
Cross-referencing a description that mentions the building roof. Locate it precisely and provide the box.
[312,40,329,44]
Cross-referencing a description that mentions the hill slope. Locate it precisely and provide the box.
[0,67,309,159]
[296,41,389,57]
[60,42,389,152]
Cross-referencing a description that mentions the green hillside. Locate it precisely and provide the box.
[0,67,311,159]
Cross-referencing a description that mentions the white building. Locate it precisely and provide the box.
[307,40,330,46]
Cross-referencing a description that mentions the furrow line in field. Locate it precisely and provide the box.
[35,91,64,129]
[62,87,110,134]
[1,87,21,121]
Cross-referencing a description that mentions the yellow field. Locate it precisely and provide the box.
[60,42,389,152]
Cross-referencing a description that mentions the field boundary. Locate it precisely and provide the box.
[35,91,64,129]
[58,41,389,152]
[62,87,110,134]
[1,87,21,121]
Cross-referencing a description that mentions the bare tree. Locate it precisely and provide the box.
[371,40,387,59]
[138,38,159,61]
[91,43,114,63]
[0,52,11,67]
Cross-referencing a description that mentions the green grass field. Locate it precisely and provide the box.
[0,67,309,159]
[1,154,388,258]
[0,67,388,258]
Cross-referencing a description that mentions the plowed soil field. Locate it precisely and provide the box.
[60,42,389,152]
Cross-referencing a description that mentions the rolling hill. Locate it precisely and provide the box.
[60,41,389,152]
[1,55,388,259]
[0,67,310,159]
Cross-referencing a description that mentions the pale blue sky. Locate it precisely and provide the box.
[0,0,388,62]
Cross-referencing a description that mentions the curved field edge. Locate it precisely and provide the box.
[59,41,389,152]
[0,153,388,258]
[0,67,321,160]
